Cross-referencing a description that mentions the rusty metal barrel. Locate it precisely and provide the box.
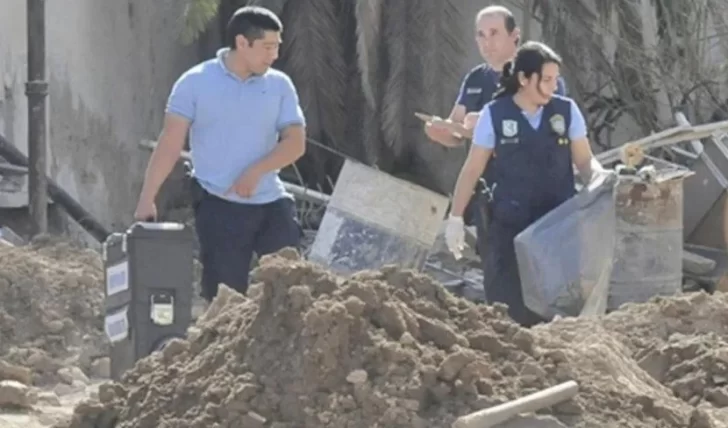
[609,172,687,309]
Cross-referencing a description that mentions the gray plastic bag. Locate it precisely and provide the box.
[514,173,617,319]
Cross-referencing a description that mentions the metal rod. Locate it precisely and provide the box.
[0,163,30,175]
[596,120,728,165]
[674,112,704,155]
[0,134,110,242]
[138,139,332,205]
[26,0,49,235]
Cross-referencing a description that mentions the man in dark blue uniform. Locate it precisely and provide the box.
[425,5,566,256]
[444,41,606,327]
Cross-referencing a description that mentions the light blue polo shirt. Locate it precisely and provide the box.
[165,48,306,204]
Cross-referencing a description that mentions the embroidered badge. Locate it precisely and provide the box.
[502,120,518,137]
[550,114,566,136]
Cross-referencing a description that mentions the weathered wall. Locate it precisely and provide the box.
[0,0,196,242]
[2,0,727,247]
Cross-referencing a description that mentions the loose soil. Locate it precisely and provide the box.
[53,249,728,428]
[0,237,107,385]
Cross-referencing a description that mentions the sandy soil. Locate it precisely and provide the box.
[4,241,728,428]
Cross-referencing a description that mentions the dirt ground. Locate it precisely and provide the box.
[3,241,728,427]
[0,237,109,427]
[0,237,108,371]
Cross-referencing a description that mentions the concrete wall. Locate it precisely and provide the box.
[0,0,196,242]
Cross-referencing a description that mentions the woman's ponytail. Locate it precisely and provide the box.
[501,61,514,79]
[493,60,520,99]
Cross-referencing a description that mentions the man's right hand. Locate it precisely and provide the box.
[134,198,157,222]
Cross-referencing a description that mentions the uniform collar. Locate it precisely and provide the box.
[508,95,544,117]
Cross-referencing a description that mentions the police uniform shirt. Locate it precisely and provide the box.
[472,95,587,225]
[473,96,586,151]
[456,64,568,114]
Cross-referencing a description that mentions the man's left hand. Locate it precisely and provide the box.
[227,168,262,198]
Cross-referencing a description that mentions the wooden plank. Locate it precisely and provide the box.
[451,381,579,428]
[414,112,472,139]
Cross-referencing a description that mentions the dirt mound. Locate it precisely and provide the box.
[0,237,107,384]
[534,292,728,427]
[60,250,728,428]
[602,293,728,409]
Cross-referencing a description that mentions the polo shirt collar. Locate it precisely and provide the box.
[216,48,266,83]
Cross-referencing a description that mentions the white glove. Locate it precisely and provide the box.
[444,215,466,260]
[588,167,615,189]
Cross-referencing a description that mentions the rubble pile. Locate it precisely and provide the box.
[0,237,108,386]
[60,250,728,428]
[602,294,728,409]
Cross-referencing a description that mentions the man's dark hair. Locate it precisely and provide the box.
[226,6,283,49]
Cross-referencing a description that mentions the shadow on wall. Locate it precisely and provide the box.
[48,79,193,233]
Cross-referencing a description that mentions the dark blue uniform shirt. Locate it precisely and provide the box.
[456,64,567,114]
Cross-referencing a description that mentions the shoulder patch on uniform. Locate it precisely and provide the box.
[550,114,566,136]
[502,120,518,137]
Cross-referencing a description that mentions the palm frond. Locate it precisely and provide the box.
[246,0,289,16]
[380,1,410,156]
[355,0,383,109]
[425,0,469,115]
[412,0,470,193]
[180,0,221,45]
[280,0,349,151]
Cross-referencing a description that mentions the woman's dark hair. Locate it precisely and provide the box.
[493,41,562,99]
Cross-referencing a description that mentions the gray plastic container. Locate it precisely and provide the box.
[516,173,618,318]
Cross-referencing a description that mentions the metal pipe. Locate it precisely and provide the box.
[0,163,30,175]
[0,134,110,242]
[26,0,49,235]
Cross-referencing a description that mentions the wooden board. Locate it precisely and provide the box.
[414,112,473,139]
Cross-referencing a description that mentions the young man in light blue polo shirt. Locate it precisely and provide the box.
[134,6,306,301]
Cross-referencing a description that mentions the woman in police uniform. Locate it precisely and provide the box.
[444,41,607,327]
